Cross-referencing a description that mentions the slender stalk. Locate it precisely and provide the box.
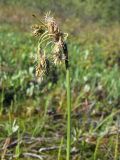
[94,136,102,160]
[58,137,64,160]
[66,68,71,160]
[114,115,119,160]
[32,14,47,28]
[63,41,71,160]
[114,133,119,160]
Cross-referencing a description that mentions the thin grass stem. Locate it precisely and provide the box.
[66,69,71,160]
[94,136,102,160]
[58,137,64,160]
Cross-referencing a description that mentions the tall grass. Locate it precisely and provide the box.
[32,12,71,160]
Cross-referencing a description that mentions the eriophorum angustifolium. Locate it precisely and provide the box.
[32,12,69,82]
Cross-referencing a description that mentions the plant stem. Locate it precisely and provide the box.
[66,68,71,160]
[114,133,119,160]
[58,137,64,160]
[94,136,102,160]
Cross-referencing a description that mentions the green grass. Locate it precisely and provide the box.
[0,2,120,159]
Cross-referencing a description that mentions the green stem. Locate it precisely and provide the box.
[66,69,71,160]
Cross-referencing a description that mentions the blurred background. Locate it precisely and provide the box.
[0,0,120,159]
[1,0,120,110]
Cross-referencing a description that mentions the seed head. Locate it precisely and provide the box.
[53,52,65,65]
[32,24,45,36]
[44,12,60,35]
[52,40,65,65]
[35,54,49,80]
[31,12,69,79]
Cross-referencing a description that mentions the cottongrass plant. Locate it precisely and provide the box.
[32,12,71,160]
